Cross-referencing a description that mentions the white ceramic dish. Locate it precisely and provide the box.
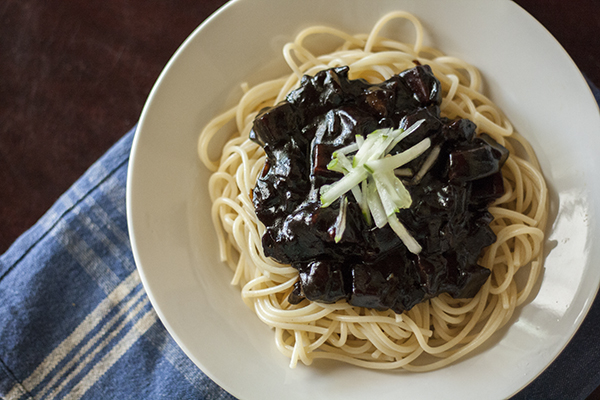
[126,0,600,398]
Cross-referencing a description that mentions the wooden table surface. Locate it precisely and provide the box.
[2,1,600,398]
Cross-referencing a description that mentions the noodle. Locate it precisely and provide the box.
[197,11,548,371]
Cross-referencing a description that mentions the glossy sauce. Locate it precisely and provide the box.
[250,65,507,313]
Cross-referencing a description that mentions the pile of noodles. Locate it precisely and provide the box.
[197,11,548,371]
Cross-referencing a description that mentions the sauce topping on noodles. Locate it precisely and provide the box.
[250,65,508,314]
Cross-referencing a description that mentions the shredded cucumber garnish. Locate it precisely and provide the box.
[320,119,428,254]
[333,196,348,243]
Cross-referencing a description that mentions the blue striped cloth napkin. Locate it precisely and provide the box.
[0,130,234,400]
[1,80,599,399]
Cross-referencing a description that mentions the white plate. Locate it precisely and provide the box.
[126,0,600,398]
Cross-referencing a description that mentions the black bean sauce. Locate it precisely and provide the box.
[250,65,507,313]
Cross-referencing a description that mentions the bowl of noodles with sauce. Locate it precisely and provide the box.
[126,0,600,399]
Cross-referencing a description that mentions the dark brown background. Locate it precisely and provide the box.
[1,1,600,397]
